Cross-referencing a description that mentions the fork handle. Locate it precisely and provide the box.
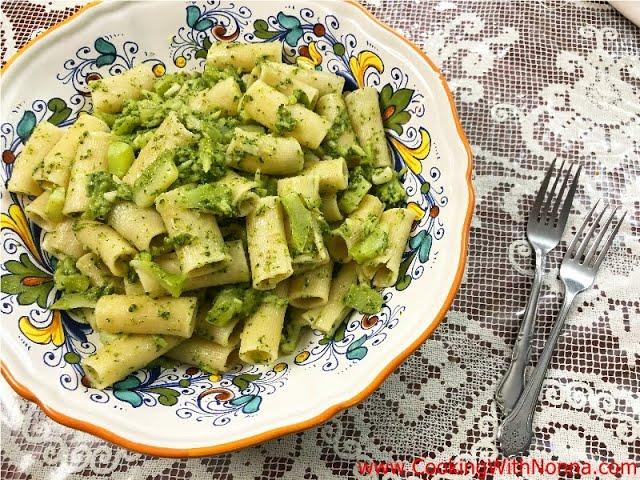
[495,252,546,414]
[497,292,576,456]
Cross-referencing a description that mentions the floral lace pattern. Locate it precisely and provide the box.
[2,1,639,479]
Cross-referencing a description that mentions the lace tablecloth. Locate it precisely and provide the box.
[2,1,639,478]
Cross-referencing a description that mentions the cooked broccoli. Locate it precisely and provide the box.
[343,284,383,314]
[129,252,185,298]
[176,183,235,217]
[374,173,407,208]
[83,171,133,221]
[205,286,263,326]
[253,172,278,197]
[280,315,307,355]
[201,65,243,88]
[53,257,90,294]
[50,284,115,310]
[150,233,193,256]
[52,259,115,310]
[280,193,315,255]
[338,166,372,214]
[153,72,191,96]
[274,105,298,134]
[173,116,238,186]
[349,215,389,264]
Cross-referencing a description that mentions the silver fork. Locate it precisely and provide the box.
[497,203,626,456]
[495,160,581,414]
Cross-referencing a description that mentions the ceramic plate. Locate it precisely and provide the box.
[0,0,473,456]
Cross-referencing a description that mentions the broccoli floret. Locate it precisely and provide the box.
[176,183,235,217]
[130,252,185,298]
[274,105,298,134]
[374,173,407,208]
[83,171,132,221]
[52,259,115,310]
[253,172,278,197]
[112,93,185,136]
[153,72,191,96]
[53,257,90,294]
[51,292,98,310]
[205,285,263,326]
[174,116,238,186]
[201,65,243,88]
[343,284,383,314]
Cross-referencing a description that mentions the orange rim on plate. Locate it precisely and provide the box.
[0,0,475,457]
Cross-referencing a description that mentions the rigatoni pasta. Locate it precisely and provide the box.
[8,121,63,196]
[107,202,167,251]
[82,334,183,390]
[37,113,109,188]
[246,196,293,290]
[155,187,227,276]
[41,219,85,260]
[63,131,113,215]
[90,64,156,114]
[94,294,197,337]
[239,283,288,364]
[75,220,137,276]
[344,87,392,167]
[23,40,416,391]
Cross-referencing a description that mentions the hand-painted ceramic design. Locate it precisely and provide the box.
[0,0,473,456]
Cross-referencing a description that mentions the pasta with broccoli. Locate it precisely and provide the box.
[9,41,415,390]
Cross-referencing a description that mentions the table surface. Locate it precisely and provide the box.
[1,1,639,479]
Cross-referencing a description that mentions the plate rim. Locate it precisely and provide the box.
[0,0,475,457]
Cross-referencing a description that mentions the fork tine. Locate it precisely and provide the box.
[574,204,609,262]
[566,200,600,259]
[542,160,565,222]
[584,207,618,266]
[529,160,556,223]
[554,164,581,229]
[594,211,626,269]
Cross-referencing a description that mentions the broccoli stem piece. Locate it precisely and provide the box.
[45,186,66,222]
[176,183,235,217]
[339,172,372,215]
[130,252,185,298]
[108,142,135,178]
[280,316,307,354]
[280,193,315,255]
[205,286,263,326]
[343,284,383,314]
[349,223,389,264]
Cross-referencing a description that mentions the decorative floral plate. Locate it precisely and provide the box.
[0,0,473,456]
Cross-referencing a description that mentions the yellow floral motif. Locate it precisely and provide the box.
[297,41,322,68]
[273,362,287,373]
[152,63,166,77]
[1,204,41,263]
[389,127,431,175]
[407,202,426,221]
[18,311,64,347]
[295,351,310,363]
[209,373,222,383]
[349,50,383,88]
